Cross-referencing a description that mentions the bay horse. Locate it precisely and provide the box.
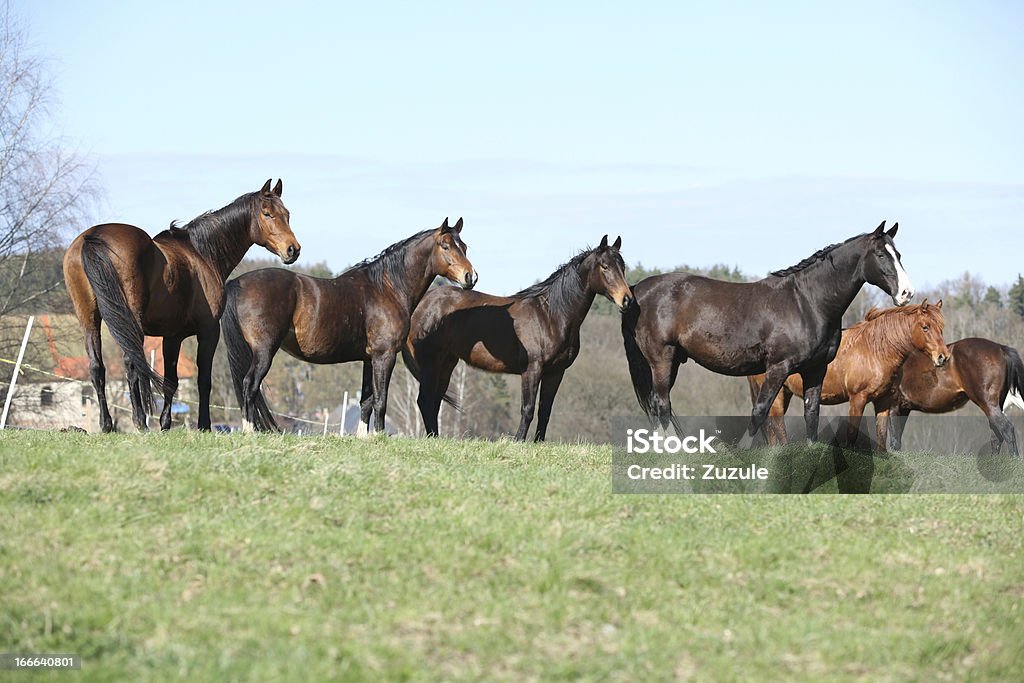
[746,300,950,450]
[63,179,300,432]
[404,235,632,441]
[888,337,1024,457]
[222,218,476,433]
[621,221,914,442]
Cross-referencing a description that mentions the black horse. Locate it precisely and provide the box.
[405,236,632,441]
[622,221,914,442]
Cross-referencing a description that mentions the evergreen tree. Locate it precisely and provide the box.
[1009,275,1024,318]
[983,286,1002,308]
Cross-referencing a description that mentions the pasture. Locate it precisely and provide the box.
[2,430,1022,681]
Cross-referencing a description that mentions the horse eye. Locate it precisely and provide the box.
[922,325,929,331]
[262,211,272,218]
[441,243,450,250]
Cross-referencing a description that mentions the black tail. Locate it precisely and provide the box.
[621,303,657,419]
[221,281,279,431]
[1003,345,1024,408]
[401,337,461,411]
[81,237,163,412]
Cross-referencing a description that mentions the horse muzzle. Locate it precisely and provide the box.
[934,353,949,367]
[893,288,913,306]
[281,243,301,265]
[460,270,478,290]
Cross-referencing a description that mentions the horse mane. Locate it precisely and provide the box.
[514,247,624,316]
[769,233,863,277]
[844,303,945,361]
[163,192,258,275]
[343,229,433,296]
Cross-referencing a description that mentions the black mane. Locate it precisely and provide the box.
[769,233,862,278]
[164,192,258,277]
[344,229,433,295]
[515,247,622,316]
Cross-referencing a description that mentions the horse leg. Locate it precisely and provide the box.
[159,336,182,431]
[846,393,868,448]
[534,369,566,443]
[888,404,910,451]
[873,401,891,453]
[196,325,219,431]
[359,361,374,430]
[799,366,827,443]
[84,316,114,432]
[514,364,543,441]
[416,355,457,438]
[649,346,678,429]
[126,361,149,432]
[242,345,275,431]
[749,362,794,436]
[370,351,398,433]
[979,402,1017,456]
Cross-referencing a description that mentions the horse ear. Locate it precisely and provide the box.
[936,299,943,309]
[873,220,886,236]
[261,179,273,195]
[886,222,899,238]
[438,217,451,233]
[273,179,283,197]
[454,217,464,234]
[921,298,929,307]
[599,235,609,249]
[612,236,622,249]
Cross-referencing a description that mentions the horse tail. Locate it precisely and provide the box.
[222,281,279,431]
[1002,345,1024,413]
[402,327,462,412]
[81,236,164,408]
[621,303,657,419]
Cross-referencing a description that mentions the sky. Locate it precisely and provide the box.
[15,0,1024,294]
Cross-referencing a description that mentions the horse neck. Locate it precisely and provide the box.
[189,201,255,281]
[792,241,867,322]
[400,234,442,312]
[545,257,598,328]
[854,313,918,367]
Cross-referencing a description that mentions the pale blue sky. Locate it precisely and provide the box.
[16,0,1024,293]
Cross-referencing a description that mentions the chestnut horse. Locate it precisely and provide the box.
[222,218,476,433]
[63,179,300,432]
[622,221,914,442]
[404,235,632,441]
[746,300,950,450]
[888,337,1024,457]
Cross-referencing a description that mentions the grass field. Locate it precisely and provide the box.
[2,431,1023,681]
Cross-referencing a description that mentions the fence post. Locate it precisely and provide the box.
[322,408,329,436]
[339,390,349,435]
[1,316,35,430]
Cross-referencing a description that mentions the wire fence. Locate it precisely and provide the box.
[0,355,355,432]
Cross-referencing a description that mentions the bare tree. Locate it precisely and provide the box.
[0,3,96,332]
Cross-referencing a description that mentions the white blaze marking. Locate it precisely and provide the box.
[885,244,913,304]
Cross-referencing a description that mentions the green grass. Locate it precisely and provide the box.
[1,431,1023,681]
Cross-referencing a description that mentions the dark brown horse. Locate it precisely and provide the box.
[223,218,476,433]
[404,235,632,441]
[888,337,1024,457]
[622,222,914,442]
[63,179,300,432]
[747,301,950,449]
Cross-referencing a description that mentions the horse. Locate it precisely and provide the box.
[621,221,914,442]
[222,217,476,433]
[888,337,1024,457]
[63,179,300,432]
[746,300,950,450]
[404,235,632,442]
